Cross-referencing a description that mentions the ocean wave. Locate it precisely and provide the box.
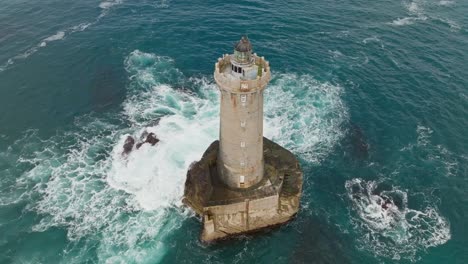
[345,178,451,261]
[388,0,426,26]
[264,73,347,163]
[389,17,420,26]
[438,0,455,6]
[0,50,347,261]
[0,1,125,73]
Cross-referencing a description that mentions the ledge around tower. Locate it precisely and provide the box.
[183,138,303,242]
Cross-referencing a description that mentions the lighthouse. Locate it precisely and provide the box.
[215,36,270,189]
[183,37,303,242]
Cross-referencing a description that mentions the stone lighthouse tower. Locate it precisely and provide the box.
[183,37,303,242]
[215,36,270,189]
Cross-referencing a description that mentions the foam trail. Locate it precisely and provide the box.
[39,31,65,47]
[0,1,126,73]
[264,73,347,163]
[346,178,451,261]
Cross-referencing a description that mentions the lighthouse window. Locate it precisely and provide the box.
[233,66,237,73]
[240,95,247,103]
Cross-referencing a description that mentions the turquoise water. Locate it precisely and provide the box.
[0,0,467,263]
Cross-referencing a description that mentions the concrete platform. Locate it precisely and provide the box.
[183,137,303,242]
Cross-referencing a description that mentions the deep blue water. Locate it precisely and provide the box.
[0,0,467,263]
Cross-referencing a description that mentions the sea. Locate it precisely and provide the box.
[0,0,467,263]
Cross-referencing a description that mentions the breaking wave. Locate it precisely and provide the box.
[0,50,347,262]
[264,73,347,163]
[345,178,451,261]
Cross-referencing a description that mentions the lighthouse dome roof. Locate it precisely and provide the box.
[234,36,252,52]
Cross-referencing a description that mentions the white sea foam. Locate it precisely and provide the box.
[328,50,343,58]
[39,31,66,47]
[264,73,347,163]
[406,1,423,15]
[4,50,347,262]
[100,0,123,9]
[416,125,433,147]
[390,17,415,26]
[71,22,93,32]
[389,16,428,26]
[113,50,347,209]
[346,178,451,261]
[109,84,219,210]
[438,0,455,6]
[388,0,428,26]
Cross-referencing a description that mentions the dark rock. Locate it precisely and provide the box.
[136,132,160,149]
[122,136,135,154]
[145,132,159,146]
[349,123,369,159]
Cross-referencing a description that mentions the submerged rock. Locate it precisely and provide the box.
[350,123,369,159]
[122,136,135,154]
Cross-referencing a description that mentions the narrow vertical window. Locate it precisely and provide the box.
[240,95,247,103]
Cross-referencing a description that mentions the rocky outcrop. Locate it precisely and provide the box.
[122,136,135,155]
[136,132,160,149]
[122,132,160,155]
[183,137,303,242]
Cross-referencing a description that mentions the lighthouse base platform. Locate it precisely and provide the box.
[183,138,303,242]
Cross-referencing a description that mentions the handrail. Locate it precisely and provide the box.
[214,54,271,93]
